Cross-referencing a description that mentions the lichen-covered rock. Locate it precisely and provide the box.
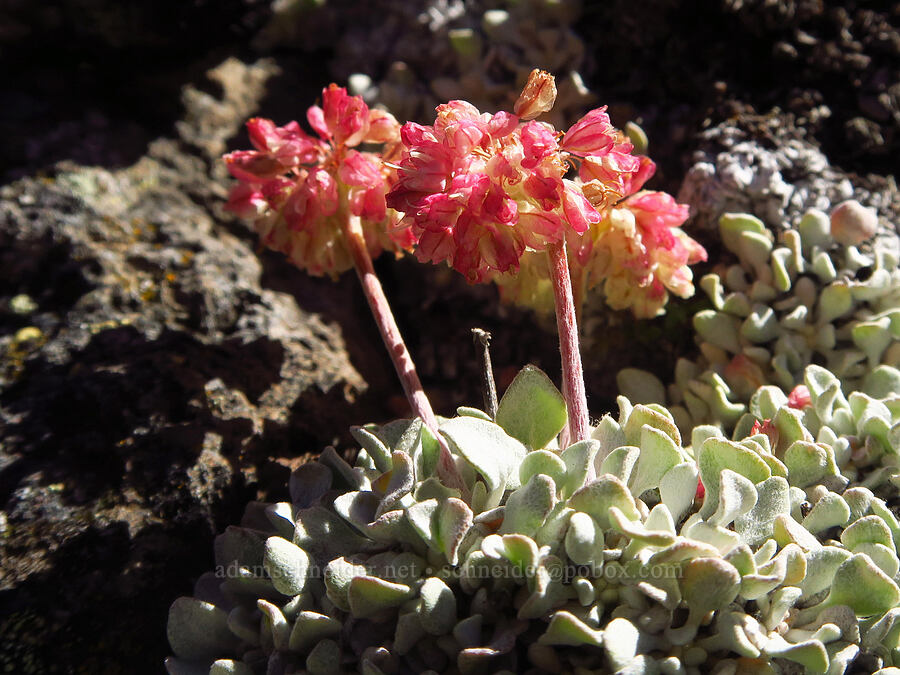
[679,115,899,236]
[0,60,367,672]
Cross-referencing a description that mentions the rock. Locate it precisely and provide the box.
[0,59,368,672]
[678,112,900,237]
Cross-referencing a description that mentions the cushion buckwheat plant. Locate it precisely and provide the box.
[167,362,900,675]
[169,68,900,675]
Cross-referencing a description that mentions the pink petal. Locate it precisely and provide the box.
[224,150,283,181]
[225,183,268,217]
[365,109,401,144]
[562,107,616,156]
[307,105,329,141]
[561,181,600,234]
[520,121,559,168]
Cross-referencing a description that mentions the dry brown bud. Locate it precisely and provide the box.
[514,69,557,121]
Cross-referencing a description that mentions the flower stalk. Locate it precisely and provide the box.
[548,241,590,448]
[340,211,467,493]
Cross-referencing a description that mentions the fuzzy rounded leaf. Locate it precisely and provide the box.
[324,557,368,612]
[538,610,604,647]
[853,542,900,578]
[440,416,526,492]
[698,438,771,519]
[418,577,457,635]
[617,368,666,405]
[214,526,265,570]
[825,553,900,616]
[817,283,853,323]
[802,492,851,534]
[709,469,758,528]
[535,503,575,549]
[306,638,341,675]
[264,536,310,596]
[294,505,379,567]
[719,212,767,254]
[264,502,296,540]
[567,475,640,529]
[749,386,789,421]
[495,365,567,449]
[348,575,414,618]
[289,611,342,652]
[682,557,741,614]
[350,426,393,473]
[332,490,379,532]
[694,310,742,354]
[763,635,828,673]
[289,462,333,509]
[499,473,557,537]
[863,366,900,400]
[257,599,290,651]
[519,450,567,489]
[560,440,600,498]
[565,511,601,566]
[841,515,894,551]
[799,546,852,600]
[378,451,416,516]
[659,462,699,524]
[438,498,474,565]
[852,318,893,365]
[609,506,676,547]
[623,404,681,448]
[456,406,492,420]
[167,597,235,660]
[629,425,684,498]
[742,306,780,343]
[784,441,833,488]
[599,445,639,483]
[209,661,253,675]
[603,618,640,670]
[773,515,821,552]
[482,533,539,573]
[798,208,831,251]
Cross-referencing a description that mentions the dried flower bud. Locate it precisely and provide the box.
[514,69,557,121]
[830,199,877,246]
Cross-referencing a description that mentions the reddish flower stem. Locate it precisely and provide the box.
[341,213,467,494]
[548,241,590,448]
[570,260,587,329]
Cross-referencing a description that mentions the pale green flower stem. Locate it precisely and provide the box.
[342,213,468,494]
[548,241,590,451]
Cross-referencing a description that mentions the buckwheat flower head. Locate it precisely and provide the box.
[585,190,708,318]
[386,98,633,282]
[224,85,413,277]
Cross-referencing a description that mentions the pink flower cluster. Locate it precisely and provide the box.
[224,85,414,277]
[385,71,706,315]
[582,190,708,318]
[386,100,640,282]
[223,74,708,319]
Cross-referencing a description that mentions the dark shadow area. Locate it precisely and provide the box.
[0,0,274,182]
[0,513,238,674]
[0,325,285,502]
[578,0,898,181]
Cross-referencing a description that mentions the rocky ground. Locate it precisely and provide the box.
[0,1,897,672]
